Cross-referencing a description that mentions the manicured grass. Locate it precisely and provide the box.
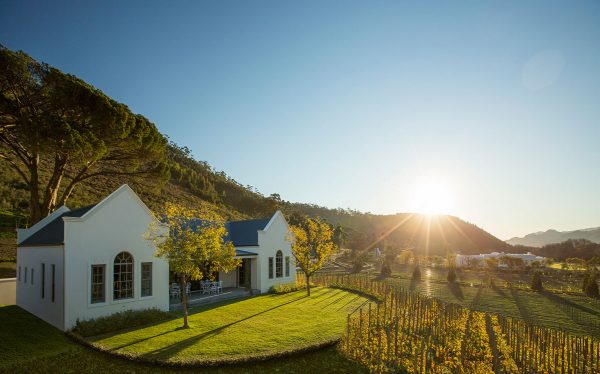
[90,287,368,362]
[0,290,368,373]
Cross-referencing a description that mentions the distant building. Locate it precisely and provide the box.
[455,252,546,268]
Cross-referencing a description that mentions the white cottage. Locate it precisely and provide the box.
[215,211,296,294]
[16,185,170,331]
[16,185,295,331]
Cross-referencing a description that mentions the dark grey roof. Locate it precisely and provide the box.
[18,205,96,247]
[235,249,258,256]
[225,219,270,246]
[184,217,270,247]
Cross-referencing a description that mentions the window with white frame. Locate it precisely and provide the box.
[141,262,152,297]
[113,252,133,300]
[285,256,290,277]
[91,265,105,303]
[275,250,283,278]
[268,257,274,279]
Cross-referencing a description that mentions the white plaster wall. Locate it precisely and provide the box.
[16,246,64,330]
[219,268,237,288]
[63,187,169,330]
[0,278,16,305]
[255,212,296,293]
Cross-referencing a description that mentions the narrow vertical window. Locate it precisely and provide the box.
[113,252,133,300]
[51,264,55,302]
[91,265,105,304]
[268,257,273,279]
[141,262,152,297]
[285,256,290,277]
[18,266,21,281]
[275,250,283,278]
[24,267,27,283]
[31,268,34,285]
[41,264,45,299]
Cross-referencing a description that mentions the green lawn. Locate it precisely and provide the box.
[0,288,368,373]
[90,287,368,363]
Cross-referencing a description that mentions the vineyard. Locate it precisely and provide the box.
[300,273,600,373]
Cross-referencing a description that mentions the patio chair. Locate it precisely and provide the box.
[210,282,218,294]
[185,282,191,297]
[217,281,223,293]
[170,284,180,299]
[201,282,211,295]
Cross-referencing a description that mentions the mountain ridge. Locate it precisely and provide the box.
[507,227,600,247]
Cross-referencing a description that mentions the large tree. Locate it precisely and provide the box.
[0,46,167,223]
[289,216,337,296]
[147,203,240,328]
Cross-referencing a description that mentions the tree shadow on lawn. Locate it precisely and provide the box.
[540,290,599,316]
[140,295,307,360]
[409,278,418,292]
[336,295,361,311]
[509,287,533,323]
[321,291,354,310]
[490,283,507,298]
[294,288,337,306]
[447,282,464,301]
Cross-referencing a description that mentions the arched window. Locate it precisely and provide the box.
[113,252,134,300]
[275,250,283,278]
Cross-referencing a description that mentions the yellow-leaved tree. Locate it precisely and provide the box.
[289,216,337,296]
[146,203,240,328]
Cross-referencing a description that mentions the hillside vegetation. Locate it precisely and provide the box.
[1,46,513,262]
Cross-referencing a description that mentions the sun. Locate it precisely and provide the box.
[410,178,455,216]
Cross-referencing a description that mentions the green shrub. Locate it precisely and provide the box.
[380,262,391,277]
[269,282,306,294]
[412,265,421,281]
[531,271,543,292]
[583,272,599,298]
[447,266,457,283]
[72,308,173,337]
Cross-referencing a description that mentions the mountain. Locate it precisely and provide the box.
[506,227,600,247]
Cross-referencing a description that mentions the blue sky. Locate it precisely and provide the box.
[1,1,599,239]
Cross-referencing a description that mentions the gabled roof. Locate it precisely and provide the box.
[18,205,96,247]
[225,219,270,246]
[184,217,271,247]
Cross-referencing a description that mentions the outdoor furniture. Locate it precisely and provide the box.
[210,282,218,294]
[170,284,180,299]
[201,282,211,295]
[217,281,223,293]
[185,282,191,297]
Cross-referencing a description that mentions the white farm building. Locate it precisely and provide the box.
[455,252,547,268]
[16,185,295,331]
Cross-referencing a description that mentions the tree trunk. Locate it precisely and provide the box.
[42,154,67,217]
[180,274,189,328]
[306,273,311,296]
[28,156,42,224]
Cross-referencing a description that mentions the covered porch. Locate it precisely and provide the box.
[169,287,253,309]
[168,249,259,309]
